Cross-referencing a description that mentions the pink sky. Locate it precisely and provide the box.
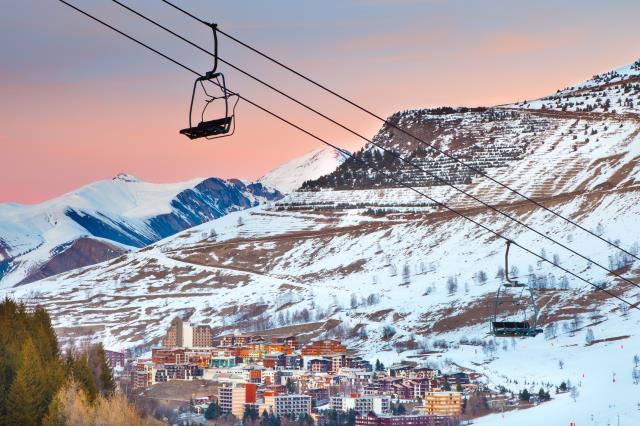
[1,0,639,203]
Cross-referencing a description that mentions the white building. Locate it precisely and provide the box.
[330,395,391,415]
[262,394,311,417]
[182,323,193,348]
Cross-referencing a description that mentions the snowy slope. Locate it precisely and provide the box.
[0,173,282,287]
[259,148,349,193]
[503,58,640,114]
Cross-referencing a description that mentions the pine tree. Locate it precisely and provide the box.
[538,388,547,401]
[94,344,116,396]
[29,307,60,362]
[205,401,222,420]
[71,354,98,403]
[6,337,44,425]
[243,405,259,424]
[269,412,280,426]
[260,409,270,426]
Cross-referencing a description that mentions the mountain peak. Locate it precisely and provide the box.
[259,148,349,194]
[112,173,140,183]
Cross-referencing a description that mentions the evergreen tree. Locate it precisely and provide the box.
[537,388,547,401]
[391,402,407,415]
[374,359,385,372]
[6,337,44,426]
[298,412,314,425]
[243,405,259,424]
[29,307,60,362]
[286,377,295,393]
[205,400,222,419]
[70,354,98,403]
[269,412,280,426]
[518,389,530,402]
[260,409,270,426]
[346,409,356,426]
[94,344,115,396]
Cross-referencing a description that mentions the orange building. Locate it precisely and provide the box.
[301,340,347,356]
[424,392,462,417]
[193,325,213,347]
[152,348,186,364]
[163,318,181,347]
[220,334,264,347]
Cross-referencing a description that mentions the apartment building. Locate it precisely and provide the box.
[163,317,213,348]
[193,325,214,347]
[330,395,391,415]
[424,392,462,417]
[103,349,125,368]
[356,413,455,426]
[219,383,257,418]
[131,362,154,389]
[262,394,311,417]
[301,340,347,356]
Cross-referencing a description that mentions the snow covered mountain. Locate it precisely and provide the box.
[259,147,349,193]
[0,173,282,287]
[503,59,640,114]
[4,59,640,424]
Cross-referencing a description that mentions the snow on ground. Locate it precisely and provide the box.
[471,315,640,425]
[502,59,640,114]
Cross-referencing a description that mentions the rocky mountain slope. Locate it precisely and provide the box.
[4,58,640,424]
[0,173,282,287]
[259,147,349,193]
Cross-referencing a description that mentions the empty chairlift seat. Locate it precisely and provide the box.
[180,116,233,140]
[491,321,542,337]
[179,23,238,141]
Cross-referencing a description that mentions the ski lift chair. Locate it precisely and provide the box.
[490,240,543,337]
[180,23,238,140]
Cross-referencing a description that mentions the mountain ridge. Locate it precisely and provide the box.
[0,174,283,287]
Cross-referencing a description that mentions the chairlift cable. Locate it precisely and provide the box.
[159,0,640,266]
[55,0,640,313]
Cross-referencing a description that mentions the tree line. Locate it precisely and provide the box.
[0,298,156,425]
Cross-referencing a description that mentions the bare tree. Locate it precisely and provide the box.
[389,264,398,277]
[350,294,358,309]
[544,322,557,340]
[402,263,411,285]
[570,386,579,402]
[447,276,458,295]
[382,325,396,340]
[585,329,595,345]
[476,270,488,285]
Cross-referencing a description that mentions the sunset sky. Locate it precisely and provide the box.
[1,0,639,203]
